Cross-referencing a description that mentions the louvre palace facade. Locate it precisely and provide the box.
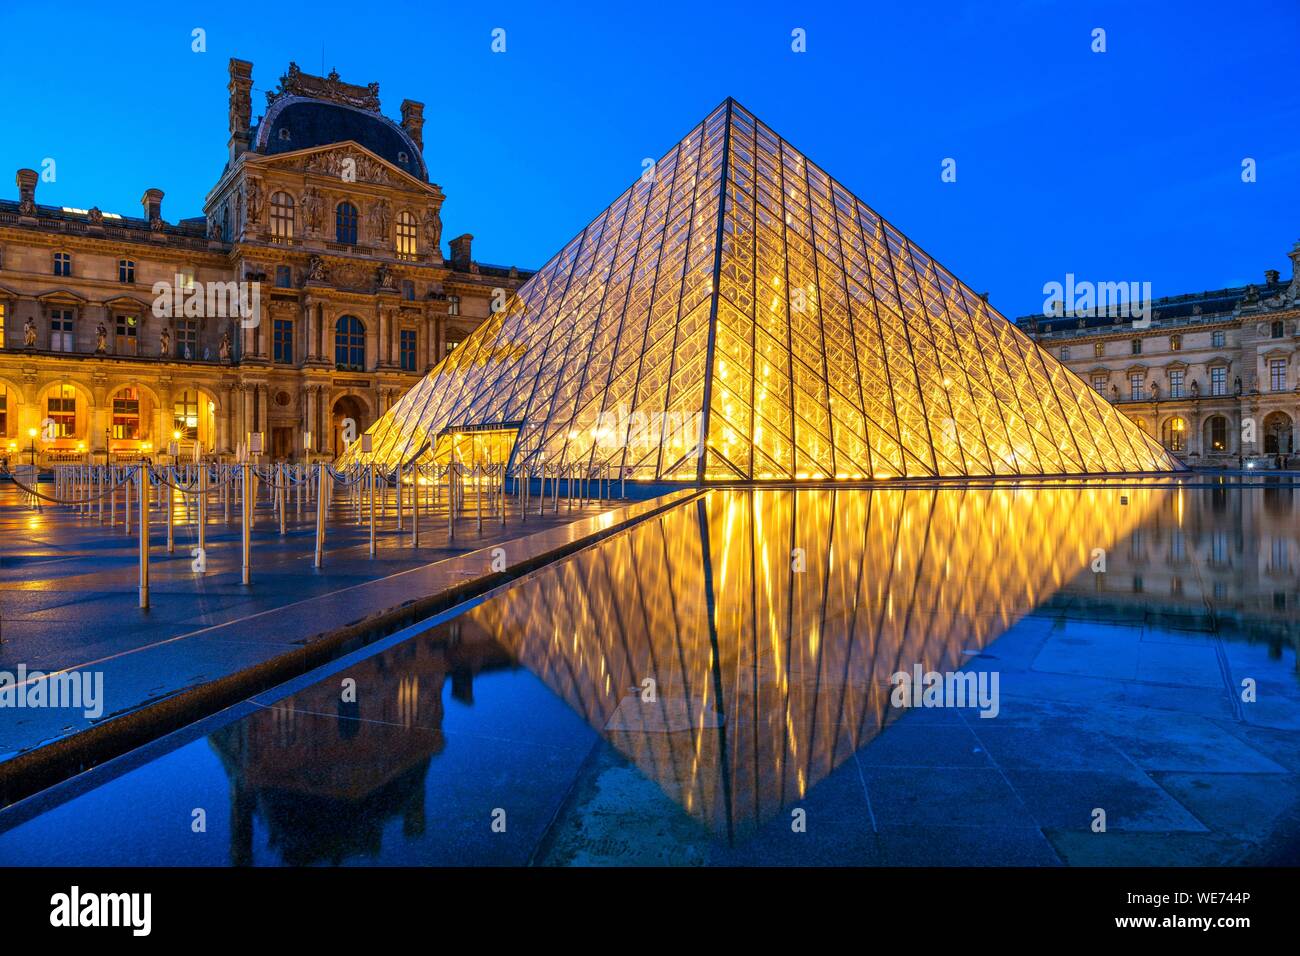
[0,59,530,467]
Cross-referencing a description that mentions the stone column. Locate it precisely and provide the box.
[378,306,390,367]
[305,299,318,361]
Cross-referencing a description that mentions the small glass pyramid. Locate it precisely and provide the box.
[343,99,1180,480]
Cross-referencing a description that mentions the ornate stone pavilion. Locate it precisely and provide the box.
[1017,245,1300,467]
[0,60,531,467]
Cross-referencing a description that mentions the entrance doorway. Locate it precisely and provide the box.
[332,395,368,459]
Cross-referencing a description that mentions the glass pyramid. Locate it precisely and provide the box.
[343,99,1181,480]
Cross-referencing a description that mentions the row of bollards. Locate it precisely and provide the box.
[15,458,626,610]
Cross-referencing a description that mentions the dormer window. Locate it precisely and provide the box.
[278,127,291,142]
[397,151,409,164]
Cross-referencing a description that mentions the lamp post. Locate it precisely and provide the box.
[27,427,37,468]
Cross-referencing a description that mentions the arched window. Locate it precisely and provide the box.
[270,191,294,241]
[47,385,77,437]
[1204,415,1228,453]
[112,387,141,440]
[335,315,365,370]
[174,390,199,440]
[1161,416,1187,452]
[1264,412,1294,455]
[336,202,358,245]
[395,211,417,259]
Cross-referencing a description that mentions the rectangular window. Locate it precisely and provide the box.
[399,329,417,371]
[275,265,292,288]
[1169,369,1184,399]
[174,392,199,440]
[1092,374,1107,394]
[115,314,138,355]
[53,252,71,277]
[273,319,294,364]
[1212,330,1226,348]
[50,308,74,351]
[112,388,141,440]
[401,279,415,301]
[445,337,462,355]
[448,295,460,316]
[118,259,135,283]
[47,385,76,436]
[0,384,7,436]
[175,319,198,360]
[1129,373,1144,401]
[1060,347,1070,361]
[1270,358,1287,392]
[1131,339,1142,355]
[1210,366,1226,396]
[1094,342,1104,358]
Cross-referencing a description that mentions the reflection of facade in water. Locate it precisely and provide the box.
[456,486,1161,840]
[1045,481,1300,649]
[209,624,511,865]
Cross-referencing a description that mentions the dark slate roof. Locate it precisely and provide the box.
[253,97,427,181]
[1014,278,1291,335]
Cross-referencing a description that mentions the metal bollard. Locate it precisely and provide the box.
[368,463,377,558]
[314,463,326,568]
[241,464,252,585]
[198,463,207,560]
[166,469,175,554]
[138,467,150,609]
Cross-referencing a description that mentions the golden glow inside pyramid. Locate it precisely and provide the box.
[343,99,1181,480]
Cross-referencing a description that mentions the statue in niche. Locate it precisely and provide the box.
[1190,380,1200,398]
[368,199,391,240]
[246,179,263,224]
[219,331,232,363]
[160,327,171,356]
[376,263,396,291]
[422,207,442,252]
[24,317,37,348]
[301,187,323,233]
[95,323,108,353]
[307,254,329,282]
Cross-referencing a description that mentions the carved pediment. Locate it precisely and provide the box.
[258,144,423,190]
[268,63,381,112]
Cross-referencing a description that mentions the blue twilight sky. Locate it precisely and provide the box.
[2,0,1297,318]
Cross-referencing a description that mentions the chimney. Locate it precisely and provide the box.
[15,168,37,216]
[228,59,254,162]
[449,234,473,271]
[1265,269,1280,285]
[141,188,164,223]
[400,99,425,152]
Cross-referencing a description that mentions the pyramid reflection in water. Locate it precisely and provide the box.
[453,485,1166,840]
[343,100,1179,480]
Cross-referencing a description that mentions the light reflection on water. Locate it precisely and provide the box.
[2,483,1298,865]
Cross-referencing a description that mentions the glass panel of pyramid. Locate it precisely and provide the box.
[341,99,1181,479]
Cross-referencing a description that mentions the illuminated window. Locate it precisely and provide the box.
[118,259,135,283]
[173,390,199,440]
[447,295,460,316]
[47,385,76,436]
[112,387,141,440]
[53,252,71,277]
[1169,334,1181,351]
[335,315,365,370]
[273,318,294,364]
[400,329,417,371]
[445,336,463,355]
[50,308,74,351]
[335,202,358,245]
[115,314,138,355]
[0,302,6,346]
[1210,366,1226,396]
[1093,342,1104,358]
[1161,416,1187,452]
[270,191,294,240]
[1270,358,1287,392]
[0,384,7,436]
[1169,369,1184,398]
[395,211,417,259]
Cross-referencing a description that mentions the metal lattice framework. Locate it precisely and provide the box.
[343,99,1180,480]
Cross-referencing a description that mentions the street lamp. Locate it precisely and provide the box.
[27,427,37,468]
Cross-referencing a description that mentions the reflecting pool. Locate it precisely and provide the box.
[1,482,1298,866]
